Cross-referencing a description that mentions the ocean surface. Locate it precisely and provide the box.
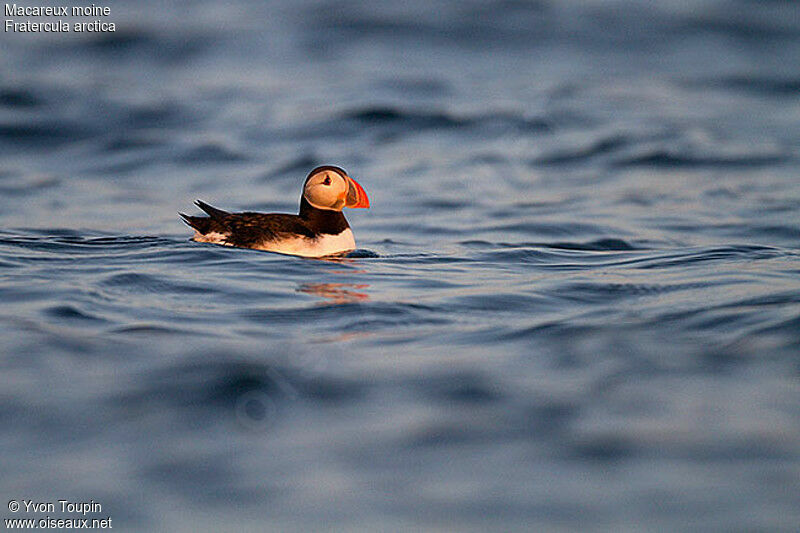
[2,0,800,531]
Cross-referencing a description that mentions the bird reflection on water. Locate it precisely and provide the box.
[297,282,370,305]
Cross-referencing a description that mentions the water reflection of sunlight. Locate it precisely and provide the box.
[297,282,370,304]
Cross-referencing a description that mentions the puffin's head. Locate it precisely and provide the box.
[303,166,370,212]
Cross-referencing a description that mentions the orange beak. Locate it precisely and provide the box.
[345,176,370,208]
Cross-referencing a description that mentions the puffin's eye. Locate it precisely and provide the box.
[322,176,331,185]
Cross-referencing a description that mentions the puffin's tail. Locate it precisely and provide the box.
[179,212,212,234]
[194,200,229,220]
[180,200,230,234]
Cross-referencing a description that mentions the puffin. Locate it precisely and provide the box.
[180,165,369,257]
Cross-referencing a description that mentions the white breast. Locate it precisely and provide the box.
[193,228,356,258]
[256,228,356,258]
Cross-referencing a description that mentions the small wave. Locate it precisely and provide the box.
[43,305,105,322]
[0,172,60,194]
[113,354,363,417]
[340,106,550,133]
[178,143,248,164]
[109,324,197,335]
[545,239,640,251]
[449,292,553,313]
[241,301,443,332]
[55,235,168,247]
[459,240,494,249]
[81,29,153,51]
[534,135,631,165]
[485,221,611,237]
[614,245,785,270]
[741,224,800,241]
[343,107,467,128]
[376,78,451,96]
[346,249,379,258]
[686,13,800,41]
[756,312,800,336]
[0,234,176,260]
[413,371,502,404]
[693,75,800,97]
[0,122,93,148]
[75,29,211,63]
[122,101,194,130]
[555,281,720,304]
[102,272,210,295]
[0,88,41,108]
[614,150,788,168]
[0,258,20,269]
[418,199,471,209]
[472,247,571,265]
[104,134,164,152]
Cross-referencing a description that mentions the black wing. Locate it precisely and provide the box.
[223,213,315,248]
[181,200,315,248]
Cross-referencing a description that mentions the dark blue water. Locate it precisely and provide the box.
[2,1,800,530]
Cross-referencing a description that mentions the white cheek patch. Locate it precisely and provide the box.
[305,175,347,210]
